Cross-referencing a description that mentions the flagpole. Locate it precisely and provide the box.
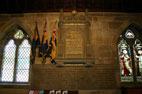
[52,21,57,31]
[35,20,37,26]
[54,21,57,27]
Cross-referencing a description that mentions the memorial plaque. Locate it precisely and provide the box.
[65,30,84,55]
[57,11,93,61]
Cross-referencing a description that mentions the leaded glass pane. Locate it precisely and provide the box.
[14,30,24,39]
[16,39,31,82]
[133,39,142,82]
[118,39,133,82]
[125,29,135,38]
[1,40,16,82]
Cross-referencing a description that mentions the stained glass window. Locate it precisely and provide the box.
[14,30,24,39]
[0,30,31,83]
[118,39,133,82]
[1,40,16,82]
[16,39,31,82]
[133,39,142,82]
[125,29,135,38]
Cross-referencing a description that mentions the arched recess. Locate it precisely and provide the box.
[0,23,32,84]
[0,20,33,41]
[117,23,142,85]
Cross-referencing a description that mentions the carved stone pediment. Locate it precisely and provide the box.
[60,14,88,22]
[59,10,90,27]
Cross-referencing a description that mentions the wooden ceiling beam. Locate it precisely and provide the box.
[0,0,141,13]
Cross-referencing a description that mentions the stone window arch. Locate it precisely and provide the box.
[118,24,142,83]
[0,24,31,84]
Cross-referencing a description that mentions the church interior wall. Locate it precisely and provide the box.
[0,12,142,94]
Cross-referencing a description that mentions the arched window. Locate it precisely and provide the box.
[133,39,142,82]
[0,27,31,83]
[118,39,133,82]
[118,24,142,83]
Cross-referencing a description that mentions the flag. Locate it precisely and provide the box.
[39,20,49,64]
[49,26,57,64]
[30,21,40,64]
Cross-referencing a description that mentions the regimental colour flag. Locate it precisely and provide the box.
[39,20,49,64]
[30,21,40,64]
[49,25,57,64]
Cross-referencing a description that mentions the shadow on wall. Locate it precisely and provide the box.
[121,87,142,94]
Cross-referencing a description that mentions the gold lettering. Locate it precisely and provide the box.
[65,30,83,54]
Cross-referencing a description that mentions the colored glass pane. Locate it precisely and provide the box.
[133,39,142,82]
[118,39,133,82]
[14,30,24,39]
[125,29,135,38]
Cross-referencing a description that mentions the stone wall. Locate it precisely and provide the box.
[32,64,119,89]
[0,12,142,94]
